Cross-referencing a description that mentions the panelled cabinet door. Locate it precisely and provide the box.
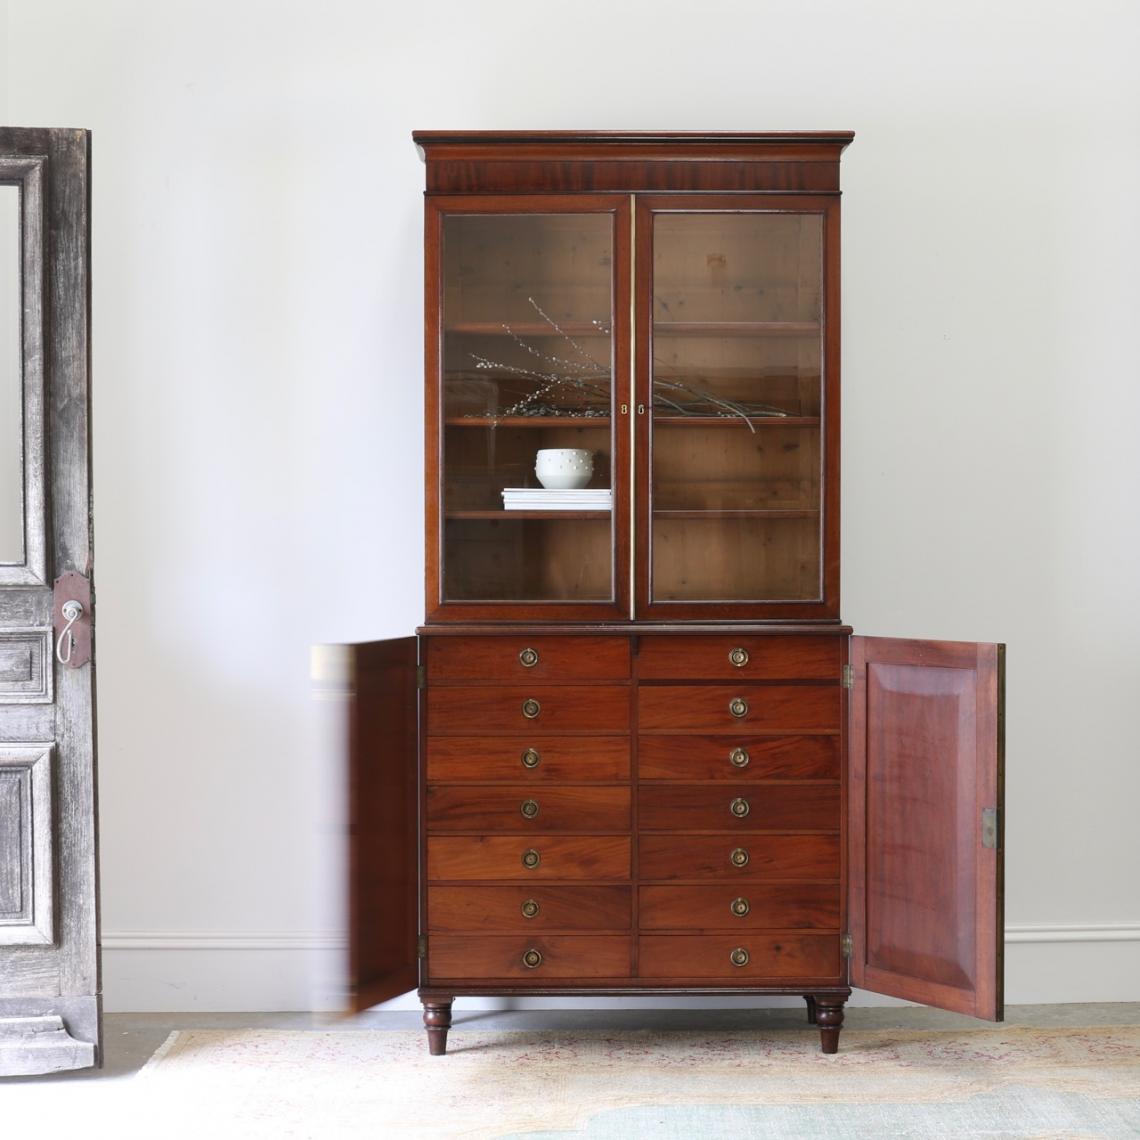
[343,637,419,1012]
[848,636,1005,1019]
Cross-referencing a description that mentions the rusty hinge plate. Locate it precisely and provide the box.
[982,807,1000,850]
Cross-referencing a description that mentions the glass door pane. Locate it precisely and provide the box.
[440,211,616,603]
[649,209,824,603]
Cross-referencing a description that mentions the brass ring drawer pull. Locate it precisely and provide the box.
[520,799,540,820]
[729,647,749,667]
[730,847,750,868]
[729,697,748,718]
[522,948,543,969]
[731,896,751,917]
[521,898,540,919]
[730,796,750,819]
[521,748,541,769]
[521,848,541,869]
[522,698,541,719]
[519,647,539,668]
[729,747,750,769]
[730,947,750,967]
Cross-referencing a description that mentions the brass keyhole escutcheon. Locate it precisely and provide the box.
[521,848,541,869]
[522,698,541,719]
[521,899,540,919]
[729,697,748,718]
[730,747,750,769]
[730,847,750,868]
[730,796,750,819]
[521,799,540,820]
[730,947,750,967]
[521,748,541,769]
[522,948,543,969]
[519,647,539,668]
[731,897,751,917]
[729,647,749,667]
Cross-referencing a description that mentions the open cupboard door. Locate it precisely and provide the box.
[848,636,1005,1019]
[343,638,419,1012]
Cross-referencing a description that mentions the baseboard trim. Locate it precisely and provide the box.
[102,924,1140,952]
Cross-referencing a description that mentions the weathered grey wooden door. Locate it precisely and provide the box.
[0,128,97,1074]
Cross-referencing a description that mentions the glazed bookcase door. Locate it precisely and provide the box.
[426,195,632,622]
[634,195,840,621]
[848,636,1005,1020]
[344,637,419,1012]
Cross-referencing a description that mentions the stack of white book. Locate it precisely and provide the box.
[502,487,612,511]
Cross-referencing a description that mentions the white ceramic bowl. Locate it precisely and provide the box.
[535,448,593,490]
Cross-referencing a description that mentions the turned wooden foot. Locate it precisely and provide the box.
[804,995,818,1024]
[423,998,453,1056]
[815,998,845,1054]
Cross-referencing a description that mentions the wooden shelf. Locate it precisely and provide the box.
[653,321,820,337]
[653,509,819,519]
[444,321,609,337]
[653,415,820,428]
[447,510,611,521]
[445,416,611,428]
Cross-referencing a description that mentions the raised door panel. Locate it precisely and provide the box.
[345,638,419,1013]
[848,636,1004,1020]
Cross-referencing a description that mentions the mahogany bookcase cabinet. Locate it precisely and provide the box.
[344,132,1005,1055]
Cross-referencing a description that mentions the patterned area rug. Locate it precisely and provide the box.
[132,1026,1140,1139]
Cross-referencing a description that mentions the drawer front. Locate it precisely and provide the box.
[638,685,839,733]
[427,835,631,881]
[428,885,631,932]
[427,636,630,682]
[428,685,630,735]
[639,884,840,931]
[428,935,632,981]
[428,785,631,832]
[638,934,840,980]
[638,785,839,832]
[639,834,840,881]
[639,735,839,781]
[638,636,842,682]
[427,736,630,783]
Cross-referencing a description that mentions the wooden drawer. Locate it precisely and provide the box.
[639,884,840,931]
[427,636,630,682]
[638,685,839,733]
[639,834,840,881]
[638,934,840,980]
[428,685,630,735]
[428,935,631,981]
[428,885,631,932]
[638,784,839,832]
[638,636,842,681]
[427,835,630,881]
[427,736,630,783]
[428,785,630,832]
[639,735,839,781]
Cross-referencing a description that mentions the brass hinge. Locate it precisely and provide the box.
[416,665,426,691]
[841,664,854,689]
[841,933,853,959]
[981,807,1000,850]
[416,935,427,959]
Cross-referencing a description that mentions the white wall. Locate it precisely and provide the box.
[5,0,1139,1011]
